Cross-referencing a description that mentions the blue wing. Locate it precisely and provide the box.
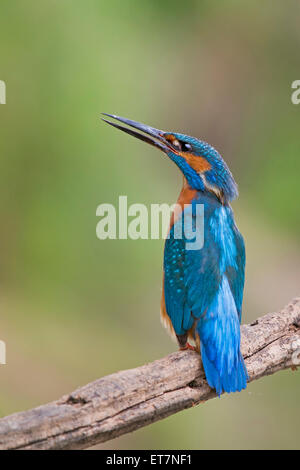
[163,234,190,336]
[163,194,247,394]
[163,194,221,335]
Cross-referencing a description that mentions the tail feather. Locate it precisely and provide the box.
[197,276,248,396]
[201,345,248,395]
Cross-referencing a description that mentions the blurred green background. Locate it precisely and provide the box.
[0,0,299,450]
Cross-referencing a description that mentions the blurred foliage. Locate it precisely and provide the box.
[0,0,299,449]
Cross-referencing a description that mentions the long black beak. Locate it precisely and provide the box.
[101,113,169,153]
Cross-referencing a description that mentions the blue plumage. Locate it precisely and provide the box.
[103,114,248,395]
[164,190,248,395]
[198,276,247,395]
[164,152,247,394]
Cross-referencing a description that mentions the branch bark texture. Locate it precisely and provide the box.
[0,298,299,450]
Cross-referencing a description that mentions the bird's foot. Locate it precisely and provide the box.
[180,342,196,352]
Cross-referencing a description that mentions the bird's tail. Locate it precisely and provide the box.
[196,277,248,396]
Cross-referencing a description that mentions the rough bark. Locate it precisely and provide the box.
[0,298,299,450]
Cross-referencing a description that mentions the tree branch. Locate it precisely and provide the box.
[0,298,299,450]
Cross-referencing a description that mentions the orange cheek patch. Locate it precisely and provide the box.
[164,135,211,173]
[180,152,211,173]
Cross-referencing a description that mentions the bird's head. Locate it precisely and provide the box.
[102,114,238,203]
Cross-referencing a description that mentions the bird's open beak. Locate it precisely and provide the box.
[101,114,169,153]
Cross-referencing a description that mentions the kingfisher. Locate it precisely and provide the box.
[102,114,248,395]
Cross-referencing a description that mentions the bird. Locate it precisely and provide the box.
[102,113,248,395]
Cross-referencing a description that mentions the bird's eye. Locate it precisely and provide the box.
[171,139,192,152]
[182,142,192,151]
[165,135,192,152]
